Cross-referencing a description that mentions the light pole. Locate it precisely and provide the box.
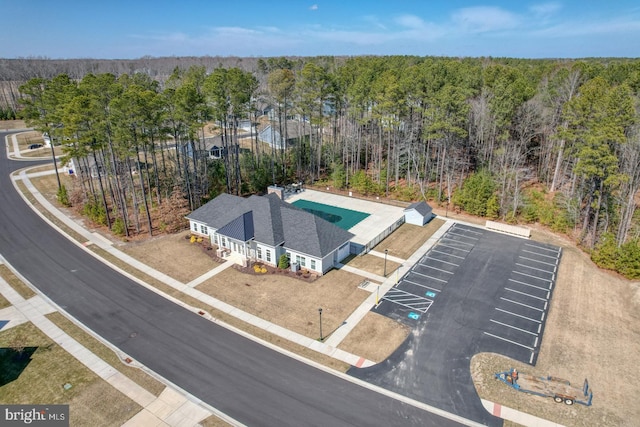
[384,249,388,277]
[318,308,323,341]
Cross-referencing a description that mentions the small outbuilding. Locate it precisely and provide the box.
[404,201,434,226]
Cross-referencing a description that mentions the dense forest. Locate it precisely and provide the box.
[6,55,640,278]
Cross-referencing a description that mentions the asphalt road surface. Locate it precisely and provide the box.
[350,223,560,426]
[0,131,469,427]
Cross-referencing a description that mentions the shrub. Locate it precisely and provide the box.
[455,170,496,216]
[81,197,107,225]
[57,184,70,207]
[615,239,640,279]
[112,218,126,236]
[591,233,640,279]
[278,254,290,269]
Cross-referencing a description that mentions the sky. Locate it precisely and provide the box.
[1,1,639,59]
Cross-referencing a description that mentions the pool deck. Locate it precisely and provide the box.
[285,189,406,251]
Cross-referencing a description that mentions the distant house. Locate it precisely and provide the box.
[404,201,434,226]
[186,193,354,275]
[258,121,311,149]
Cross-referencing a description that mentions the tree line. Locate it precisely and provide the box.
[15,55,640,278]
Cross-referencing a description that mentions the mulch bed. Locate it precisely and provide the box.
[192,239,318,282]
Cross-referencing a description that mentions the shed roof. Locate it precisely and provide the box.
[404,201,432,217]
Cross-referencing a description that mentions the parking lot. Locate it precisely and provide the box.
[372,222,561,365]
[482,240,561,364]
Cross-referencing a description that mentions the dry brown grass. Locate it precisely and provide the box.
[197,267,369,340]
[471,235,640,427]
[120,231,221,283]
[200,415,233,427]
[339,312,410,363]
[0,322,141,425]
[344,253,402,277]
[375,219,446,259]
[0,120,26,129]
[0,265,36,299]
[0,292,10,310]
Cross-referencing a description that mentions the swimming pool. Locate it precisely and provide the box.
[291,199,370,230]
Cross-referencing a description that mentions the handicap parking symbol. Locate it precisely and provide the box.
[425,291,436,298]
[408,312,421,320]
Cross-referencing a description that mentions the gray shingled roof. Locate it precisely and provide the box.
[404,201,432,217]
[186,193,353,257]
[217,211,254,242]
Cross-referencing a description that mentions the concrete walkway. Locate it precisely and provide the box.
[0,257,212,427]
[3,135,559,427]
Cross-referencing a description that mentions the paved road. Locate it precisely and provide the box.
[350,223,560,426]
[0,131,468,427]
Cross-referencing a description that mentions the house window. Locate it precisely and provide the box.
[266,250,271,263]
[200,225,208,234]
[192,222,198,232]
[257,247,262,260]
[221,237,227,248]
[310,259,316,270]
[300,256,306,267]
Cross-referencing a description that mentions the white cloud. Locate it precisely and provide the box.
[532,16,640,38]
[395,14,426,30]
[529,2,562,17]
[451,6,521,33]
[129,4,640,58]
[310,4,318,11]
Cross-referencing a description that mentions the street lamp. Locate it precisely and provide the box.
[318,308,323,341]
[383,249,389,277]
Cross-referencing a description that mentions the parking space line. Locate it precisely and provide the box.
[446,231,479,240]
[500,297,545,312]
[452,225,483,234]
[515,263,556,274]
[524,243,559,254]
[379,298,431,313]
[418,264,455,274]
[504,287,548,302]
[518,256,557,267]
[407,271,448,282]
[401,279,442,293]
[441,237,474,247]
[382,289,434,313]
[489,319,538,336]
[421,256,460,267]
[495,307,541,323]
[483,332,534,350]
[513,270,552,282]
[431,249,466,259]
[435,243,471,253]
[522,249,558,260]
[508,278,550,291]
